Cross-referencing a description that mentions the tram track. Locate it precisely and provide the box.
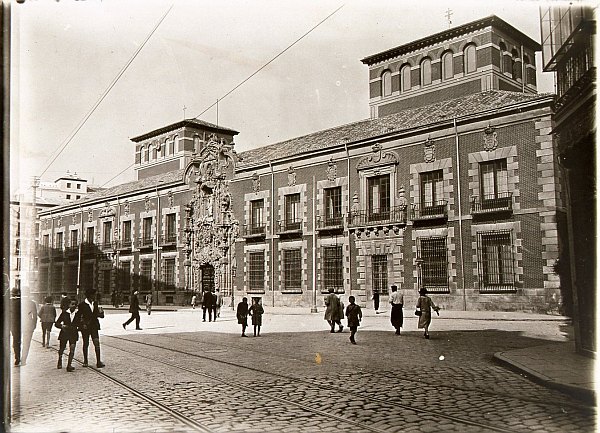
[102,334,531,433]
[132,332,590,412]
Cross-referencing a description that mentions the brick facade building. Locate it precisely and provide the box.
[36,16,568,313]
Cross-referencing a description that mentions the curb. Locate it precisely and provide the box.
[493,351,596,405]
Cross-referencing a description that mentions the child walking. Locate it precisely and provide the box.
[345,296,362,344]
[249,298,264,337]
[38,296,57,348]
[55,298,79,372]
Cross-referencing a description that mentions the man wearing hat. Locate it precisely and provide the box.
[389,284,404,335]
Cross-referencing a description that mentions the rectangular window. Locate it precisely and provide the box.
[120,262,131,291]
[417,237,449,293]
[86,227,95,243]
[40,268,48,292]
[248,251,265,291]
[76,184,81,189]
[164,258,176,288]
[140,259,153,292]
[103,221,112,246]
[143,217,153,244]
[43,234,49,247]
[56,232,63,250]
[283,249,302,290]
[52,265,63,292]
[324,187,342,225]
[285,194,301,231]
[367,175,390,220]
[251,199,264,228]
[122,221,132,246]
[103,269,111,294]
[480,159,508,199]
[478,231,515,292]
[66,194,71,199]
[420,170,444,206]
[323,246,343,292]
[372,254,388,295]
[70,229,78,248]
[66,264,78,291]
[67,182,71,188]
[165,214,176,243]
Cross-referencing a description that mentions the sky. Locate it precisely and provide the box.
[10,0,556,194]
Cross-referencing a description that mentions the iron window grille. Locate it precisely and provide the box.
[163,258,176,288]
[52,266,63,292]
[367,175,390,222]
[323,246,344,293]
[283,249,302,290]
[81,263,94,291]
[66,265,77,292]
[248,251,265,292]
[372,254,388,295]
[477,230,516,293]
[121,262,131,290]
[140,260,153,292]
[417,237,449,293]
[285,194,301,231]
[103,269,111,294]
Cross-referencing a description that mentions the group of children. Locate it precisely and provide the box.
[37,290,105,373]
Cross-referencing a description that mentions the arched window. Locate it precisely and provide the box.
[193,135,201,153]
[163,139,169,155]
[498,42,507,73]
[420,58,432,86]
[401,64,411,92]
[381,70,392,97]
[144,146,149,163]
[171,135,178,154]
[464,44,477,74]
[511,48,520,80]
[152,143,157,160]
[442,51,454,80]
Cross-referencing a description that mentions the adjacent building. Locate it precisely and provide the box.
[36,16,568,315]
[540,4,596,354]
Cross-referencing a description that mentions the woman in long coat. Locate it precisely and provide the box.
[237,297,249,337]
[323,288,343,333]
[416,288,439,339]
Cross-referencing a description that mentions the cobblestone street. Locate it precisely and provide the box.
[9,308,596,432]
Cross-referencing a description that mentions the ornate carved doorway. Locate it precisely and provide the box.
[183,134,240,303]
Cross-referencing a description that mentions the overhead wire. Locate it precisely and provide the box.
[38,4,174,177]
[193,3,345,120]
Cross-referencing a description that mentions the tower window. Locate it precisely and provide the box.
[420,58,432,86]
[401,64,411,92]
[381,70,392,97]
[464,44,477,74]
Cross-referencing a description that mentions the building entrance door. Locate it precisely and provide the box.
[201,264,215,293]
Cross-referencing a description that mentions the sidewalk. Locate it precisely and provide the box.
[494,341,596,404]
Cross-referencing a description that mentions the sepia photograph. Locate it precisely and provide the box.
[2,0,596,431]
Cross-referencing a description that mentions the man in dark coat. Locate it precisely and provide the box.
[324,288,343,333]
[122,290,141,330]
[78,288,105,368]
[202,290,215,322]
[10,288,22,366]
[60,291,70,311]
[55,298,79,372]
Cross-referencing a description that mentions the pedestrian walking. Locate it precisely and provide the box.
[202,290,215,322]
[249,297,264,337]
[55,298,79,372]
[237,297,249,337]
[10,288,22,366]
[416,288,440,339]
[191,293,197,309]
[345,296,362,344]
[111,291,117,308]
[215,289,223,318]
[324,288,343,333]
[20,292,38,366]
[123,290,142,330]
[38,296,57,348]
[60,291,70,311]
[145,294,152,315]
[372,290,380,314]
[389,284,404,335]
[78,288,105,368]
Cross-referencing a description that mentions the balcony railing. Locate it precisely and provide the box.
[82,242,96,254]
[162,233,177,246]
[471,192,512,215]
[348,205,407,228]
[276,219,302,236]
[411,200,448,221]
[118,239,133,250]
[39,246,50,258]
[242,224,267,238]
[52,247,64,257]
[139,236,154,249]
[316,215,344,232]
[65,246,79,257]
